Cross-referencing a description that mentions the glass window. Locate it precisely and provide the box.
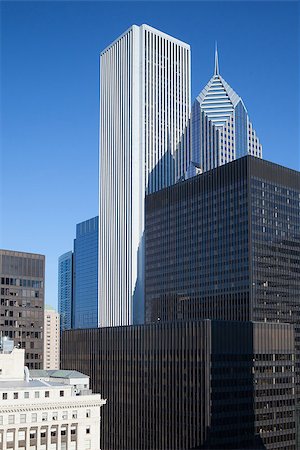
[18,430,26,440]
[8,415,14,424]
[32,413,37,422]
[60,390,64,397]
[2,393,7,400]
[45,391,50,398]
[52,412,58,420]
[62,411,68,420]
[13,392,18,399]
[86,409,91,418]
[35,391,40,398]
[42,412,48,421]
[20,414,26,423]
[7,432,14,442]
[72,411,77,419]
[24,391,29,399]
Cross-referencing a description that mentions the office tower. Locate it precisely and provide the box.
[145,156,300,376]
[99,24,191,327]
[44,305,60,369]
[0,337,106,450]
[58,251,73,331]
[0,250,45,369]
[189,47,262,175]
[73,216,98,329]
[61,320,296,450]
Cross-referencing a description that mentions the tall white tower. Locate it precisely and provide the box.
[99,25,191,327]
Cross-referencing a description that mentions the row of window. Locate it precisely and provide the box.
[1,277,43,288]
[0,409,91,425]
[1,390,65,401]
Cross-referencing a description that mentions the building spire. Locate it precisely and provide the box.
[214,42,219,76]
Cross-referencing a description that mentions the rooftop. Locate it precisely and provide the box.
[30,369,88,379]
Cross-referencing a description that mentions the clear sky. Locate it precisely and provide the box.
[1,1,299,310]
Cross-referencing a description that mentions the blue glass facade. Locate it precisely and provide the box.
[235,100,248,159]
[58,251,73,331]
[73,216,98,329]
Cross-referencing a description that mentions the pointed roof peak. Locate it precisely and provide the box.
[214,42,219,76]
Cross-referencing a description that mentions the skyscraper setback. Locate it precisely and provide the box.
[99,24,191,327]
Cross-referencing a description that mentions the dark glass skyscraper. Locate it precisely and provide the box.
[61,320,296,450]
[145,155,300,379]
[0,250,45,369]
[73,216,98,329]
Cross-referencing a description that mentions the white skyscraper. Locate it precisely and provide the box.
[189,46,262,175]
[99,25,191,326]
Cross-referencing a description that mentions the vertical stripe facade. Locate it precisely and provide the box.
[61,320,296,450]
[99,25,191,327]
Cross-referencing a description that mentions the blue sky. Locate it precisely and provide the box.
[1,1,299,310]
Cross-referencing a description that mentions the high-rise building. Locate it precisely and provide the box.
[189,47,262,175]
[145,156,300,379]
[73,216,98,329]
[0,250,45,369]
[61,320,296,450]
[0,337,106,450]
[44,305,60,370]
[58,251,73,331]
[99,24,191,327]
[58,217,98,330]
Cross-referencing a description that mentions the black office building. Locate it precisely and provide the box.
[61,320,296,450]
[145,156,300,366]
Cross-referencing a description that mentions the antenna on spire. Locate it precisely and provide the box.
[214,42,219,76]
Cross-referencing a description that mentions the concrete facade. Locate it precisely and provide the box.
[44,306,60,370]
[0,339,106,450]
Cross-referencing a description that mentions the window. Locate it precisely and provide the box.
[24,391,29,399]
[60,390,64,397]
[72,411,77,419]
[52,412,58,420]
[2,393,7,400]
[40,431,46,438]
[7,432,14,442]
[86,409,91,418]
[71,428,76,435]
[20,414,26,423]
[14,392,18,399]
[45,391,49,398]
[8,415,14,424]
[32,413,37,422]
[18,430,26,440]
[35,391,40,398]
[42,412,48,421]
[0,416,3,425]
[62,411,68,420]
[86,427,90,434]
